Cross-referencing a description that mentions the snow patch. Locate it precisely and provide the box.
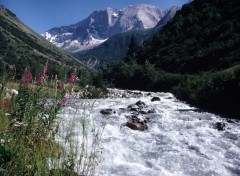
[90,17,95,25]
[43,4,168,52]
[112,12,119,17]
[65,35,107,53]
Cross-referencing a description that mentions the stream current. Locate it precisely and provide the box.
[56,89,240,176]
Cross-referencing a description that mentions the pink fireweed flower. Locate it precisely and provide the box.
[21,72,32,86]
[42,66,48,75]
[37,74,45,85]
[69,72,76,84]
[21,77,28,86]
[26,72,32,79]
[59,98,68,106]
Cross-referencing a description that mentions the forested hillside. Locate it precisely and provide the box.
[135,0,240,73]
[99,0,240,117]
[74,29,148,62]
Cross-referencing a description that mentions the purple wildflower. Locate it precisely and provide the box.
[26,72,32,79]
[42,66,48,75]
[21,72,32,86]
[37,75,45,85]
[21,77,28,86]
[69,72,76,84]
[59,98,68,106]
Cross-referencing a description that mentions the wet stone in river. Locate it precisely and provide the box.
[215,122,226,131]
[151,97,161,102]
[125,120,148,131]
[100,109,115,115]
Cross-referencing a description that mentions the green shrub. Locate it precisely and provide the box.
[0,144,11,166]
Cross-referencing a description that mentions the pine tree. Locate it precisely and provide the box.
[125,35,137,62]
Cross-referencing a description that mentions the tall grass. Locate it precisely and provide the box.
[54,99,104,175]
[0,74,7,99]
[0,66,103,175]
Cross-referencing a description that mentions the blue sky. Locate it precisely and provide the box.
[1,0,188,34]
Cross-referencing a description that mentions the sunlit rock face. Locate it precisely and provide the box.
[57,89,240,176]
[43,4,167,52]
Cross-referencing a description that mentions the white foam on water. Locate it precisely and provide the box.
[56,89,240,176]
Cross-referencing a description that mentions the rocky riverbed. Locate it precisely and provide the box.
[56,88,240,176]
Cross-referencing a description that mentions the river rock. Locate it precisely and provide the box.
[125,114,149,127]
[127,104,140,112]
[127,101,156,114]
[126,120,148,131]
[133,91,142,95]
[140,107,156,114]
[215,122,226,131]
[122,93,128,98]
[151,97,161,102]
[136,100,146,107]
[100,109,115,115]
[226,119,235,123]
[126,114,139,121]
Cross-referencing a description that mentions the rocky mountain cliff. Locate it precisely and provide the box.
[73,5,180,66]
[43,4,167,52]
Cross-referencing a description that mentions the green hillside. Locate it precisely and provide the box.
[0,6,87,79]
[135,0,240,73]
[100,0,240,118]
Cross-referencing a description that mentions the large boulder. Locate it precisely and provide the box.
[124,114,149,131]
[126,120,148,131]
[151,97,161,102]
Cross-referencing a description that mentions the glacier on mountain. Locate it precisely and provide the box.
[43,4,168,52]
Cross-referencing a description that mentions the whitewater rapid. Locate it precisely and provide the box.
[56,89,240,176]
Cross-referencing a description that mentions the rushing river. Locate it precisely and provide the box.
[56,89,240,176]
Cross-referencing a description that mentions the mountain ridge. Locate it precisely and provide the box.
[43,4,167,52]
[73,5,180,67]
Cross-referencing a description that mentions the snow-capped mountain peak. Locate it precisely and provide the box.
[43,4,168,52]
